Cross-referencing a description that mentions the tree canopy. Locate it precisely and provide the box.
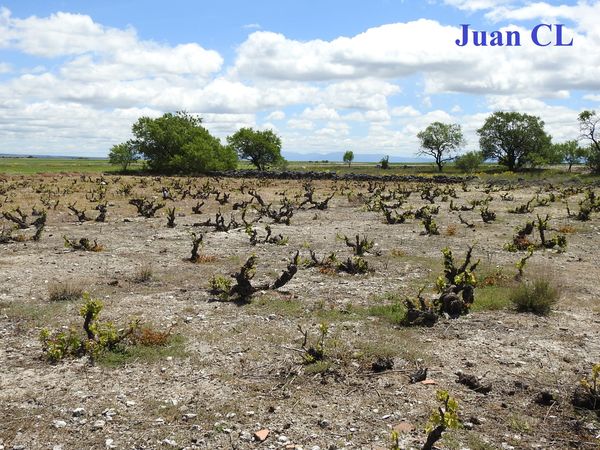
[124,111,236,173]
[108,141,139,171]
[477,111,552,171]
[416,122,465,172]
[226,127,283,171]
[343,150,354,166]
[578,110,600,173]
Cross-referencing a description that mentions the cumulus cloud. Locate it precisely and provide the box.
[0,3,598,157]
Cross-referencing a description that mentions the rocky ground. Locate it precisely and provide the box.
[1,173,599,450]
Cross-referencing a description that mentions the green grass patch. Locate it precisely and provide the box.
[472,284,513,312]
[0,157,137,174]
[96,334,187,367]
[367,293,407,324]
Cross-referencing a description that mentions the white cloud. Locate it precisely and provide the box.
[266,110,286,120]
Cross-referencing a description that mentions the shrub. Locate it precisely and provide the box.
[509,278,560,315]
[133,264,153,283]
[455,151,484,173]
[48,281,84,302]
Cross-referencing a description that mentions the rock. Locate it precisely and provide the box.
[254,428,270,442]
[318,419,330,429]
[239,431,253,441]
[278,435,289,443]
[105,438,116,449]
[72,407,86,417]
[92,420,105,430]
[392,422,414,433]
[53,420,67,428]
[162,438,177,447]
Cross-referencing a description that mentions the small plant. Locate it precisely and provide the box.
[298,323,328,364]
[480,206,496,223]
[67,202,91,222]
[2,207,29,229]
[422,390,460,450]
[95,202,107,222]
[133,264,153,283]
[339,233,374,256]
[515,246,534,280]
[189,232,210,263]
[509,277,560,315]
[445,224,457,236]
[63,235,104,252]
[39,294,139,363]
[48,281,84,302]
[421,214,439,235]
[209,275,233,301]
[337,256,371,274]
[191,201,205,214]
[129,198,165,218]
[166,207,176,228]
[209,252,300,303]
[573,363,600,411]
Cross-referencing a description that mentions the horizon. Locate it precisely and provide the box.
[0,1,598,159]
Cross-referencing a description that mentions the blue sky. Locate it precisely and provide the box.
[0,0,598,159]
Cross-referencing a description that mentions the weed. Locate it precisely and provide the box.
[166,207,176,228]
[63,235,104,252]
[423,390,461,450]
[573,363,600,411]
[133,264,153,283]
[445,224,457,236]
[509,277,560,315]
[48,281,84,302]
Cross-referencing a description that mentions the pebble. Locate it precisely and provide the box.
[53,420,67,429]
[72,407,86,417]
[92,420,105,430]
[105,439,116,449]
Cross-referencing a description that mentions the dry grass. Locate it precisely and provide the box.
[133,264,153,283]
[47,281,84,302]
[445,224,457,236]
[558,224,577,234]
[133,325,173,346]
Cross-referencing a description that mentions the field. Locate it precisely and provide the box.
[1,170,599,449]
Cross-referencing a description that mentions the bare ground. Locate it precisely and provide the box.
[1,174,599,450]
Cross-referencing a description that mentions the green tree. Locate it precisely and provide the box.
[552,140,588,172]
[478,111,552,171]
[127,111,236,173]
[454,151,484,173]
[380,155,390,169]
[343,150,354,167]
[417,122,465,172]
[108,141,139,171]
[578,110,600,173]
[227,127,283,171]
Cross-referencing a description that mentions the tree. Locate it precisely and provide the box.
[552,140,588,172]
[454,151,484,173]
[578,110,600,173]
[417,122,465,172]
[227,127,284,171]
[127,111,236,173]
[477,111,552,171]
[343,150,354,167]
[108,141,139,171]
[380,155,390,169]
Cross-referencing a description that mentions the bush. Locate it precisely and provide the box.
[48,281,84,302]
[123,111,237,174]
[509,278,560,315]
[454,151,484,173]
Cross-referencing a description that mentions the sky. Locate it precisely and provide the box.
[0,0,599,160]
